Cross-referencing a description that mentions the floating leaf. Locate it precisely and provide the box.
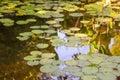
[52,13,64,18]
[72,72,84,77]
[65,60,78,66]
[41,53,56,59]
[26,18,36,23]
[19,32,33,37]
[40,59,53,65]
[24,55,39,61]
[40,64,58,73]
[44,30,56,34]
[30,26,41,29]
[69,13,83,17]
[30,51,42,56]
[97,73,116,80]
[16,36,29,41]
[82,66,98,74]
[46,20,56,25]
[78,60,90,67]
[40,25,49,29]
[99,61,117,68]
[81,75,98,80]
[88,57,103,64]
[31,30,44,34]
[16,20,28,25]
[64,66,81,73]
[27,60,39,66]
[36,43,48,49]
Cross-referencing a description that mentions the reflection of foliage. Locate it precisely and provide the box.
[111,35,120,56]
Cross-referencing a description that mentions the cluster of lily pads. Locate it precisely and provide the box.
[24,51,120,80]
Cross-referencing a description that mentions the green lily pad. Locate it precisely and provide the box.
[81,75,98,80]
[97,73,116,80]
[40,25,49,29]
[26,18,36,23]
[82,66,98,75]
[99,67,113,73]
[69,13,83,17]
[77,54,91,61]
[51,38,65,47]
[54,18,64,22]
[52,70,65,76]
[36,43,48,49]
[69,27,80,32]
[72,72,84,77]
[16,36,30,41]
[46,20,56,25]
[40,59,53,65]
[30,51,42,56]
[30,26,41,29]
[44,30,56,34]
[31,30,44,34]
[41,53,56,59]
[3,23,14,27]
[27,60,39,66]
[107,56,120,63]
[64,66,81,73]
[65,60,78,66]
[88,57,103,64]
[53,24,61,28]
[19,32,33,37]
[99,61,118,68]
[52,13,64,18]
[78,60,90,67]
[24,55,39,61]
[40,64,58,73]
[16,20,28,25]
[75,33,88,38]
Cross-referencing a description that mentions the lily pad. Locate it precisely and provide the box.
[99,61,118,68]
[41,53,56,59]
[26,18,36,23]
[88,57,103,64]
[65,60,78,66]
[16,36,30,41]
[96,73,116,80]
[40,25,49,29]
[64,66,81,73]
[27,60,39,66]
[19,32,33,37]
[78,60,90,67]
[24,55,39,61]
[81,75,98,80]
[52,13,64,18]
[30,26,41,29]
[36,43,48,49]
[46,20,56,25]
[16,20,28,25]
[30,51,42,56]
[82,66,98,75]
[72,72,84,77]
[44,30,56,34]
[31,30,44,34]
[40,64,58,73]
[40,59,53,65]
[69,13,83,17]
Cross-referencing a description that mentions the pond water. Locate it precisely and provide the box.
[0,0,120,80]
